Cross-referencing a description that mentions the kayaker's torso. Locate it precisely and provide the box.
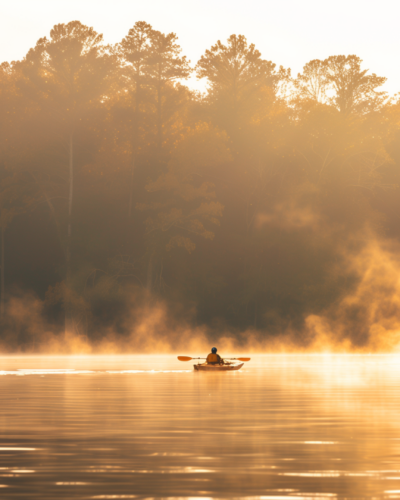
[206,353,222,364]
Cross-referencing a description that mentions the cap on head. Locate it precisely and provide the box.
[211,347,217,354]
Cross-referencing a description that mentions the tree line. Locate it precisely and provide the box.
[1,20,399,346]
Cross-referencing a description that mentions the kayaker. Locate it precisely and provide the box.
[206,347,224,365]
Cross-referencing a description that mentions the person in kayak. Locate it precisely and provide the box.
[206,347,225,365]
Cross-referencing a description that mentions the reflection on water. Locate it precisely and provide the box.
[1,354,400,499]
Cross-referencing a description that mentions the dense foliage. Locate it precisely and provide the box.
[1,21,400,346]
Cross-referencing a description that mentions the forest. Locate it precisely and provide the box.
[1,20,400,351]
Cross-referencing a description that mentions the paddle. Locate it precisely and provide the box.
[178,356,206,361]
[178,356,250,362]
[226,357,251,362]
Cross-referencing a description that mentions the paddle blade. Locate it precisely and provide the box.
[178,356,192,361]
[237,357,251,362]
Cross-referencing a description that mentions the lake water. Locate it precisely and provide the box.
[1,354,400,499]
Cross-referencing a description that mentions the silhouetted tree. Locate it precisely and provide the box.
[117,21,154,217]
[19,21,115,332]
[147,29,191,152]
[294,59,328,103]
[196,34,288,133]
[325,55,387,115]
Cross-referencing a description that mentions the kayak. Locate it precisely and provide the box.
[193,362,244,371]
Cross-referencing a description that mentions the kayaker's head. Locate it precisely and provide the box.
[211,347,217,354]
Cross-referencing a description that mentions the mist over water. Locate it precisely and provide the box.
[1,354,400,499]
[2,232,400,355]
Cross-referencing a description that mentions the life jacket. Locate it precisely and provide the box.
[207,353,221,364]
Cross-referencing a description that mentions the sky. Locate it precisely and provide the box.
[1,0,400,95]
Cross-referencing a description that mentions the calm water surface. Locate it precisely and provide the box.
[1,354,400,499]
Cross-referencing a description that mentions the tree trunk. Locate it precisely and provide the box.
[65,134,74,334]
[128,73,141,219]
[157,78,162,153]
[43,190,66,261]
[146,251,155,293]
[128,156,135,219]
[0,217,4,321]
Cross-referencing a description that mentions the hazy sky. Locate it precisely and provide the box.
[1,0,399,95]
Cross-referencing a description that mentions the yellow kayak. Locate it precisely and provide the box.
[193,362,244,371]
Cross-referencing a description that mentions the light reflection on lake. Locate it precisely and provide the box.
[1,354,400,499]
